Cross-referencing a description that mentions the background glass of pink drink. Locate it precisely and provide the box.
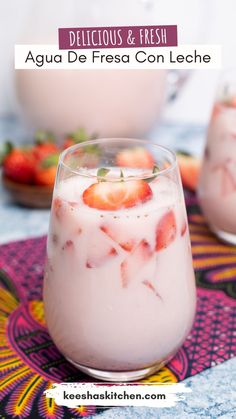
[198,71,236,244]
[43,139,196,381]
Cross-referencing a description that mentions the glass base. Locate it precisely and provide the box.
[66,357,166,382]
[210,225,236,246]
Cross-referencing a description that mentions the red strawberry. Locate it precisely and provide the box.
[100,224,137,252]
[86,244,117,268]
[34,165,57,186]
[83,180,153,211]
[121,239,153,288]
[63,128,89,150]
[33,130,58,161]
[155,210,177,251]
[34,153,59,186]
[116,147,154,169]
[177,153,201,191]
[33,143,58,162]
[63,137,75,150]
[3,149,35,184]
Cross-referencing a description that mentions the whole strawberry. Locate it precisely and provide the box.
[32,130,58,162]
[3,148,35,184]
[34,153,59,187]
[63,128,89,150]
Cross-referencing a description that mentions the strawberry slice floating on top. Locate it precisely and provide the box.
[155,210,177,251]
[116,147,154,169]
[83,179,153,211]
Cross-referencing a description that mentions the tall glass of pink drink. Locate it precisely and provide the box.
[43,139,196,381]
[198,71,236,244]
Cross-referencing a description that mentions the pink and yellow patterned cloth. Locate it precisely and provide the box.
[0,190,235,418]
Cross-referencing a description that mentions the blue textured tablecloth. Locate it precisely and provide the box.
[0,116,235,419]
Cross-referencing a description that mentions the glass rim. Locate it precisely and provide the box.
[59,138,177,182]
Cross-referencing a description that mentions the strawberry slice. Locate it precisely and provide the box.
[62,240,74,251]
[52,233,59,245]
[83,180,153,211]
[213,159,236,197]
[155,210,177,251]
[222,168,236,196]
[100,224,137,252]
[86,244,117,268]
[52,197,64,220]
[121,239,153,288]
[52,198,82,234]
[142,280,162,300]
[116,147,154,169]
[181,220,187,237]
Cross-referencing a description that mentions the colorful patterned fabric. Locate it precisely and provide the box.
[0,191,235,418]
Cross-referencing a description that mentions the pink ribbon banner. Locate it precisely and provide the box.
[58,25,178,49]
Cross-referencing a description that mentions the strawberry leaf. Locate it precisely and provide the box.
[152,164,160,173]
[0,141,14,165]
[35,130,55,144]
[84,144,101,155]
[176,150,192,157]
[97,167,110,181]
[41,153,59,168]
[70,128,89,143]
[144,164,160,183]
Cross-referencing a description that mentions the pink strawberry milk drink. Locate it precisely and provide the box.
[198,72,236,244]
[43,139,196,381]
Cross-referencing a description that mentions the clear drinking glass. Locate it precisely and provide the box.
[43,139,196,381]
[198,70,236,244]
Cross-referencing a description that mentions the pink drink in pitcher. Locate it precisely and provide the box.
[198,87,236,244]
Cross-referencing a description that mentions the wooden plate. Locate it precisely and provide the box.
[2,175,53,208]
